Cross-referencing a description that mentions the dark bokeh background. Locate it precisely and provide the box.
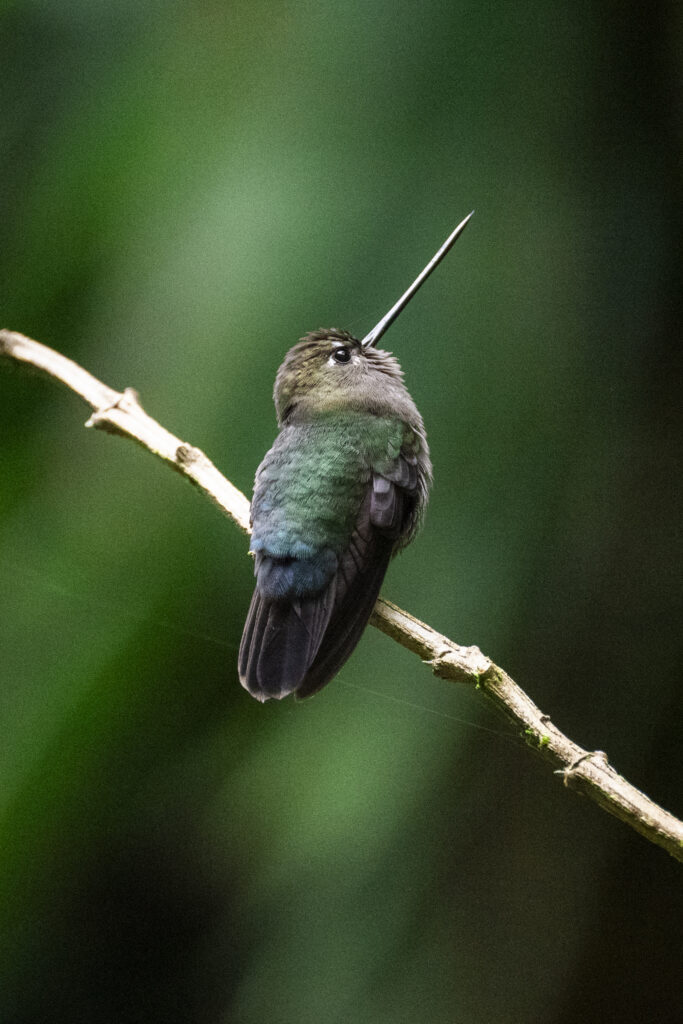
[1,2,681,1022]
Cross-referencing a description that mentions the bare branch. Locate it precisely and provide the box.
[0,330,250,529]
[2,328,682,863]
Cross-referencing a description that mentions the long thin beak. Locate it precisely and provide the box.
[360,210,474,349]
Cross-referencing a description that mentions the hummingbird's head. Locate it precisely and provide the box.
[273,329,408,426]
[272,211,474,427]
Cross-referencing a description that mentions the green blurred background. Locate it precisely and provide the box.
[1,2,681,1021]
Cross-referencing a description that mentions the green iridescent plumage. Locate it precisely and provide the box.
[251,413,421,558]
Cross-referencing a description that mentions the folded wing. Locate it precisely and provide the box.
[239,452,418,701]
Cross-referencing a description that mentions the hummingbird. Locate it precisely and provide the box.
[239,212,473,701]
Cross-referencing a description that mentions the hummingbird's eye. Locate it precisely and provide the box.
[332,347,351,364]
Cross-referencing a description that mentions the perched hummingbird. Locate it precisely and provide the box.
[239,212,473,701]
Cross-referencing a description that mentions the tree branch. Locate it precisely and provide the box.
[2,328,682,863]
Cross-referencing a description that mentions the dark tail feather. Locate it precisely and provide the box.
[238,581,336,701]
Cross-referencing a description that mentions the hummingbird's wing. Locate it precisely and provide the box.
[239,425,421,701]
[292,458,417,699]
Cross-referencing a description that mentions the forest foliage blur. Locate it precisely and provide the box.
[1,2,681,1022]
